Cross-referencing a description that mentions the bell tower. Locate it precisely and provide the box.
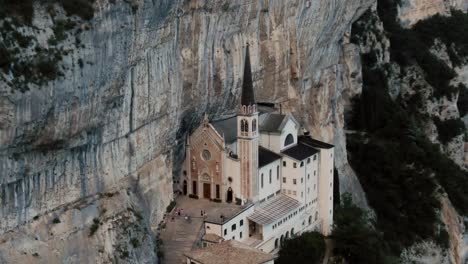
[237,44,259,202]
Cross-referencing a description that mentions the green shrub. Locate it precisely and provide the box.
[457,84,468,116]
[433,117,465,144]
[332,194,394,263]
[52,217,61,224]
[277,232,325,264]
[166,200,176,213]
[58,0,96,20]
[89,218,100,236]
[130,238,140,248]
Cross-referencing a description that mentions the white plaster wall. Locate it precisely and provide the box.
[279,119,299,151]
[259,133,281,153]
[280,156,303,199]
[205,222,223,236]
[221,206,255,242]
[258,160,282,202]
[224,156,240,202]
[317,148,334,235]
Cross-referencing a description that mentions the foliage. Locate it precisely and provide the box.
[433,117,465,144]
[0,0,33,24]
[457,84,468,116]
[89,218,100,236]
[52,217,61,224]
[58,0,96,20]
[347,4,468,257]
[166,200,176,213]
[130,238,140,248]
[276,232,325,264]
[332,194,394,264]
[373,0,465,99]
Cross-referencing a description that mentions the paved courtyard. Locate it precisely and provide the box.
[159,195,247,264]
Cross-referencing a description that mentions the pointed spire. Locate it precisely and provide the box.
[241,43,256,106]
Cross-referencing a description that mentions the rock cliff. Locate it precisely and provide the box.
[0,0,373,262]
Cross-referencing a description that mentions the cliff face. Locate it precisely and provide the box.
[0,0,373,262]
[398,0,468,27]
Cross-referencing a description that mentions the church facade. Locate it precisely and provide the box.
[180,46,334,253]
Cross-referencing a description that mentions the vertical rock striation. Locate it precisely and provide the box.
[0,0,374,261]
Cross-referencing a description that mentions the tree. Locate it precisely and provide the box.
[332,193,394,264]
[276,231,325,264]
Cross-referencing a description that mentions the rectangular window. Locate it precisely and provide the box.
[308,174,310,179]
[261,173,264,188]
[224,229,227,235]
[301,178,303,183]
[283,177,286,183]
[240,220,244,226]
[293,191,297,195]
[240,232,242,239]
[232,224,236,231]
[269,169,272,184]
[293,179,297,185]
[300,162,304,167]
[283,161,286,167]
[216,184,220,199]
[313,155,317,161]
[307,158,311,164]
[301,192,303,197]
[277,165,280,180]
[293,162,297,168]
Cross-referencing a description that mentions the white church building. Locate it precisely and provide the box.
[180,46,334,254]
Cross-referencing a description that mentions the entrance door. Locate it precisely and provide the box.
[227,187,233,203]
[183,180,187,195]
[203,183,211,199]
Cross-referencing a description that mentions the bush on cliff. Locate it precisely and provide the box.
[276,232,325,264]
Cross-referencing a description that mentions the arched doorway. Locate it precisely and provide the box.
[309,216,312,225]
[226,187,233,203]
[280,235,284,246]
[291,228,294,237]
[274,238,279,249]
[183,180,187,195]
[285,231,289,239]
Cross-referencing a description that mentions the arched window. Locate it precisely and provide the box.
[315,211,318,221]
[284,134,294,146]
[308,216,312,225]
[275,238,279,249]
[252,119,257,132]
[241,119,248,132]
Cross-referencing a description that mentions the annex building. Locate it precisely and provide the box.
[179,46,334,256]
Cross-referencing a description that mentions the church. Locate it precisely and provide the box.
[180,46,334,254]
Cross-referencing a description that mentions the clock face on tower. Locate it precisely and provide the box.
[202,149,211,161]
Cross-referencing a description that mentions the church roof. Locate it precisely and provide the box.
[212,116,238,144]
[298,135,334,149]
[281,143,319,161]
[248,194,301,226]
[258,146,282,167]
[184,240,275,264]
[258,112,298,133]
[241,45,256,106]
